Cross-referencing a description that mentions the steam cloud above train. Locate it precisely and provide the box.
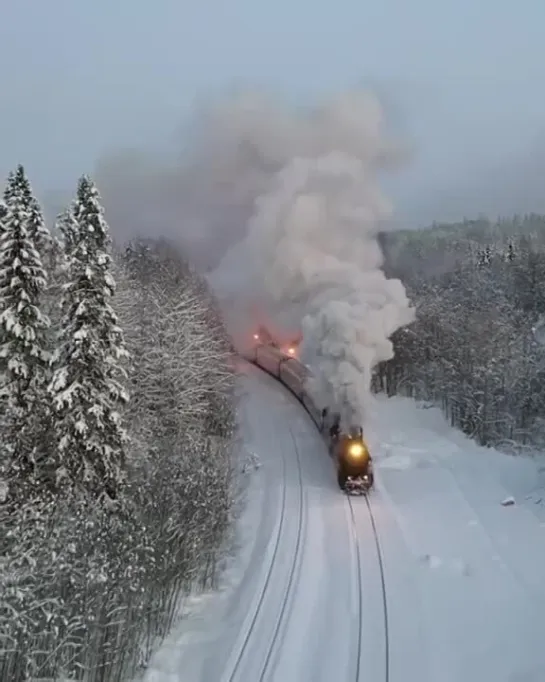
[210,90,415,428]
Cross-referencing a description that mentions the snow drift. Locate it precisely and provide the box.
[209,91,416,428]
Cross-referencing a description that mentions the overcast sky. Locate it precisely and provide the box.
[1,0,545,227]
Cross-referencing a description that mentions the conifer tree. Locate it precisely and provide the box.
[0,167,50,486]
[2,166,51,248]
[44,206,78,327]
[2,170,16,205]
[55,204,79,262]
[48,175,129,500]
[17,167,53,258]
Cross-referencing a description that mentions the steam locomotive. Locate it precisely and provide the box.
[248,330,373,493]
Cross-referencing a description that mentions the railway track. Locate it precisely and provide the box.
[346,492,390,682]
[236,363,389,682]
[222,426,306,682]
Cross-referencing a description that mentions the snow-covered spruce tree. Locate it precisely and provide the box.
[16,165,53,258]
[48,175,129,500]
[0,167,50,492]
[56,204,79,260]
[2,169,16,205]
[43,205,79,330]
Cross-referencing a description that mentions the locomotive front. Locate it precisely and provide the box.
[335,426,374,492]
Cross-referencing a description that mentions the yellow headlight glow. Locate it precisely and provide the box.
[348,443,364,457]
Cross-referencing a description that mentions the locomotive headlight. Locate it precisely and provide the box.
[348,443,364,457]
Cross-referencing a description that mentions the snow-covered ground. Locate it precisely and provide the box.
[142,365,545,682]
[367,395,545,682]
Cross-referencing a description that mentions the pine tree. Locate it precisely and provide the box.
[55,204,79,262]
[49,205,79,294]
[0,167,50,486]
[506,240,516,262]
[44,207,78,328]
[2,170,16,205]
[22,183,52,257]
[48,175,130,500]
[5,165,56,276]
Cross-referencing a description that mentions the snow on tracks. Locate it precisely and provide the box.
[143,367,392,682]
[245,365,390,682]
[221,417,307,682]
[345,493,389,682]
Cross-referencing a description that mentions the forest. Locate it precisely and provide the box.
[0,166,238,681]
[3,157,545,680]
[376,214,545,451]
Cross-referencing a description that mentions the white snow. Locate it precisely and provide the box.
[141,368,545,682]
[367,394,545,682]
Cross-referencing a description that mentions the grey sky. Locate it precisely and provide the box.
[1,0,545,226]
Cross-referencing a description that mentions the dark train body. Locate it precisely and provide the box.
[247,334,374,494]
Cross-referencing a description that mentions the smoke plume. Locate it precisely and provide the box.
[87,89,414,427]
[209,91,416,428]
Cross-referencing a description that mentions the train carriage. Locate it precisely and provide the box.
[251,331,374,494]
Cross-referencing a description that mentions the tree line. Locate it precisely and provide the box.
[0,166,238,680]
[375,215,545,451]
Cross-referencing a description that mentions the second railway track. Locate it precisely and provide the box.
[222,424,306,682]
[346,491,390,682]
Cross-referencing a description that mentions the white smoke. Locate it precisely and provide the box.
[211,90,416,428]
[75,87,414,429]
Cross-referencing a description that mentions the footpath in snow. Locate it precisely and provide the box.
[142,367,545,682]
